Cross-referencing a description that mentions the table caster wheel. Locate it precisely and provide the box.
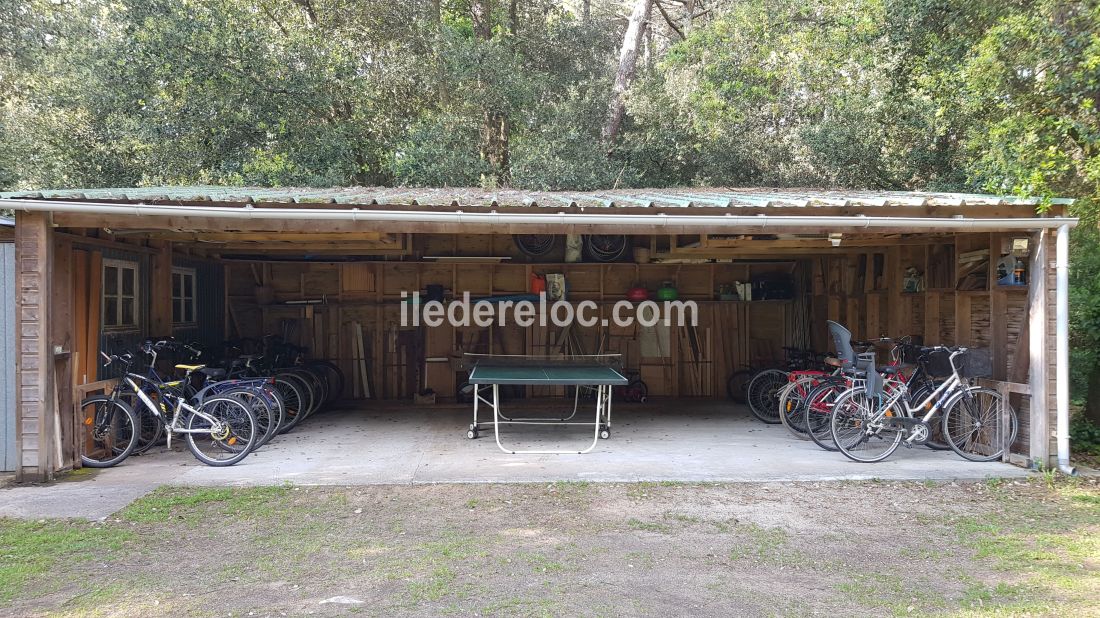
[467,429,479,439]
[599,427,611,440]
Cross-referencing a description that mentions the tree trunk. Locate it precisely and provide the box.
[471,0,510,186]
[471,0,492,39]
[601,0,651,148]
[1086,364,1100,425]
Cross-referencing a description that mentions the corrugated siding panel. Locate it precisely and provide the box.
[172,258,224,350]
[1,242,16,471]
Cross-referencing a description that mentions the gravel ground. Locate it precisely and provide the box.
[2,477,1098,617]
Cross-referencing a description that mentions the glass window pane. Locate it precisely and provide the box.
[184,274,193,298]
[172,273,181,298]
[104,298,118,326]
[185,302,194,323]
[172,300,182,323]
[104,267,118,295]
[121,299,135,325]
[121,268,135,296]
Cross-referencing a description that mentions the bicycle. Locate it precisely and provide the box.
[138,339,286,448]
[745,347,825,424]
[81,352,260,468]
[828,346,1015,463]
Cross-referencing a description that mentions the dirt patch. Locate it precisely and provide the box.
[2,478,1098,617]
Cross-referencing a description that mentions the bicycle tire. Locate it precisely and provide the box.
[726,369,754,403]
[746,369,787,424]
[276,373,313,432]
[829,388,903,463]
[80,396,139,468]
[220,387,278,447]
[305,360,345,404]
[286,367,323,415]
[942,386,1016,462]
[777,379,809,439]
[184,396,258,466]
[804,380,846,451]
[270,376,306,434]
[783,375,831,438]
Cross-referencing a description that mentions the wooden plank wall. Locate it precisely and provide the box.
[224,241,801,401]
[816,232,1036,457]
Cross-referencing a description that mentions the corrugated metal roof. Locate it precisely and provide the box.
[0,185,1074,210]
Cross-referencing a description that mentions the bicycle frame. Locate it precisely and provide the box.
[858,349,970,443]
[122,372,227,446]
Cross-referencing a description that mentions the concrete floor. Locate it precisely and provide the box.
[0,400,1030,519]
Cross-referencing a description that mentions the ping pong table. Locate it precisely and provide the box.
[463,354,629,454]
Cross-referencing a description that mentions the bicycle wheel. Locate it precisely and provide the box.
[779,376,815,439]
[286,369,324,417]
[305,360,345,404]
[261,385,287,436]
[184,397,258,466]
[220,387,277,447]
[829,389,903,463]
[726,369,754,403]
[942,387,1016,462]
[80,396,139,468]
[120,391,164,455]
[805,381,846,451]
[746,369,787,424]
[273,375,309,433]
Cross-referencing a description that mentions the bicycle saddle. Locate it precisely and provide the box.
[199,367,227,379]
[879,365,900,375]
[175,364,205,372]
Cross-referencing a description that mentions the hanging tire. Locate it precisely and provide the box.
[513,235,558,258]
[582,235,629,262]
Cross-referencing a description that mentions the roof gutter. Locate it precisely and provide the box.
[0,198,1079,232]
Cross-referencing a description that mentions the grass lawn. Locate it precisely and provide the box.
[1,477,1097,617]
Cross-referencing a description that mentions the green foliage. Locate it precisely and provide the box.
[1070,416,1100,455]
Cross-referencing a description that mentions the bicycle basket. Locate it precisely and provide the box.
[924,349,954,378]
[958,348,992,379]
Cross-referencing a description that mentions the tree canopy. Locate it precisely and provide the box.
[2,0,1100,407]
[1,0,1096,202]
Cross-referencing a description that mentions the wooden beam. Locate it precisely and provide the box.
[49,212,1059,236]
[14,211,57,482]
[131,231,391,243]
[51,237,76,469]
[1027,230,1050,467]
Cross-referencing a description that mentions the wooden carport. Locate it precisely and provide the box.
[0,187,1078,481]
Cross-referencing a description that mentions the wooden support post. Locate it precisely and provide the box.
[51,238,76,469]
[1027,230,1049,467]
[14,211,57,482]
[924,292,940,344]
